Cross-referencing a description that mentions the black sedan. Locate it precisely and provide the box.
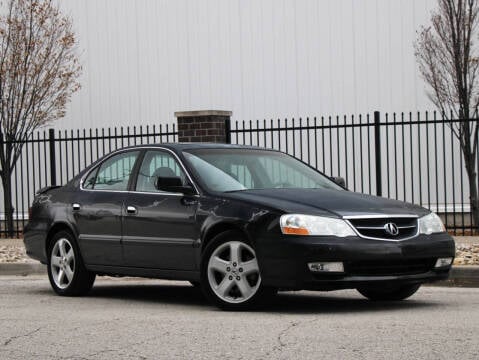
[24,144,455,310]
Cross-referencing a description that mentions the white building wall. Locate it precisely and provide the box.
[1,0,473,227]
[58,0,437,130]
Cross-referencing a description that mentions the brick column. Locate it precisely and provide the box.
[174,110,232,143]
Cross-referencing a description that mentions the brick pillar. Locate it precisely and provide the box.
[174,110,232,143]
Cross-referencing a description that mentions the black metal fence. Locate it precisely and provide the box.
[0,124,178,237]
[229,112,478,235]
[1,111,477,237]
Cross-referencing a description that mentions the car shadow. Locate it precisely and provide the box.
[263,291,440,314]
[88,282,208,307]
[32,280,442,314]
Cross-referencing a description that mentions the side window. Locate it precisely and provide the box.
[83,167,97,189]
[88,151,140,191]
[136,150,187,192]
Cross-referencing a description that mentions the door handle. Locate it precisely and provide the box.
[181,197,198,206]
[72,203,81,211]
[126,206,138,215]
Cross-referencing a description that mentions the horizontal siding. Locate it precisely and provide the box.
[55,0,436,130]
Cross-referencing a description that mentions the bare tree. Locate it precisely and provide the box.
[0,0,81,236]
[415,0,479,231]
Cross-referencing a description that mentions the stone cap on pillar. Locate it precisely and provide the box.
[175,110,232,143]
[174,110,232,118]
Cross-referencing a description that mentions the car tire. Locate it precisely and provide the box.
[201,230,276,310]
[357,284,421,301]
[47,230,96,296]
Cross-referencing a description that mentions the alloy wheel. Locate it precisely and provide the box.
[50,238,75,289]
[207,241,261,304]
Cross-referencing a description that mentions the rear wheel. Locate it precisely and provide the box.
[201,230,275,310]
[47,231,96,296]
[357,284,421,301]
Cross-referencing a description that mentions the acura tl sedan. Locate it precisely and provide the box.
[24,144,455,310]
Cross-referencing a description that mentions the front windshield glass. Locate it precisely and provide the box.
[183,148,343,193]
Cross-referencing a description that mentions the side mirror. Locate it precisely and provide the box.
[155,176,195,195]
[330,176,346,188]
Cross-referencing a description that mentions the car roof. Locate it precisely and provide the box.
[117,143,271,153]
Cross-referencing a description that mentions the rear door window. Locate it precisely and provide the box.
[86,151,140,191]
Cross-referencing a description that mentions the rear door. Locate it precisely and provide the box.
[122,149,199,270]
[73,150,140,266]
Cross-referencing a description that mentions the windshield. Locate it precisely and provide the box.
[183,148,343,193]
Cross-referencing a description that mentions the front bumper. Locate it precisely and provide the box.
[257,232,455,290]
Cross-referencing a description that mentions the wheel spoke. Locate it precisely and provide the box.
[235,278,254,298]
[216,276,234,298]
[66,248,74,262]
[229,242,241,264]
[241,259,259,276]
[64,266,74,283]
[209,256,228,274]
[58,239,67,257]
[51,256,61,268]
[57,269,65,285]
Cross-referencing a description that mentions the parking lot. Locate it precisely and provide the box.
[1,275,478,360]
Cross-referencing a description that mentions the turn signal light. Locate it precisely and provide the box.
[281,227,310,235]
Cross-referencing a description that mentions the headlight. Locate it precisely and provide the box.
[280,214,355,237]
[418,212,445,235]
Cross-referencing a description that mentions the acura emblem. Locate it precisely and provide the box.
[384,222,399,236]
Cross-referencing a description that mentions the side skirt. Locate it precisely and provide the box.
[86,264,201,281]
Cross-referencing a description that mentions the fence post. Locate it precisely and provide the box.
[174,110,232,143]
[374,111,382,197]
[225,117,231,144]
[49,128,56,186]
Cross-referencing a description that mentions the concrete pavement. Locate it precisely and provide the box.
[1,275,478,359]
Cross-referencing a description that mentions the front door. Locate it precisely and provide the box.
[122,149,199,270]
[73,150,140,266]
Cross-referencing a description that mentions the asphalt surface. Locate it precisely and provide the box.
[1,275,478,360]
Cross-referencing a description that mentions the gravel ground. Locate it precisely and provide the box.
[0,240,34,263]
[454,244,479,265]
[1,238,478,265]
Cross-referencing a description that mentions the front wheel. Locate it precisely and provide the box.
[201,231,275,310]
[47,231,96,296]
[357,284,421,301]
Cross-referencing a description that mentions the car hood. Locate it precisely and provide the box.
[222,188,429,218]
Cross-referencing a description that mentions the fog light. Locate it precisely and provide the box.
[434,257,453,268]
[308,262,344,273]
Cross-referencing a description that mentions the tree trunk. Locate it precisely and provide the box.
[1,173,15,237]
[465,161,479,234]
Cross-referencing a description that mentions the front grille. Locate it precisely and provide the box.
[348,217,418,240]
[346,258,435,276]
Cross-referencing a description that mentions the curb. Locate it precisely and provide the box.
[433,266,479,288]
[0,263,478,287]
[0,263,46,276]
